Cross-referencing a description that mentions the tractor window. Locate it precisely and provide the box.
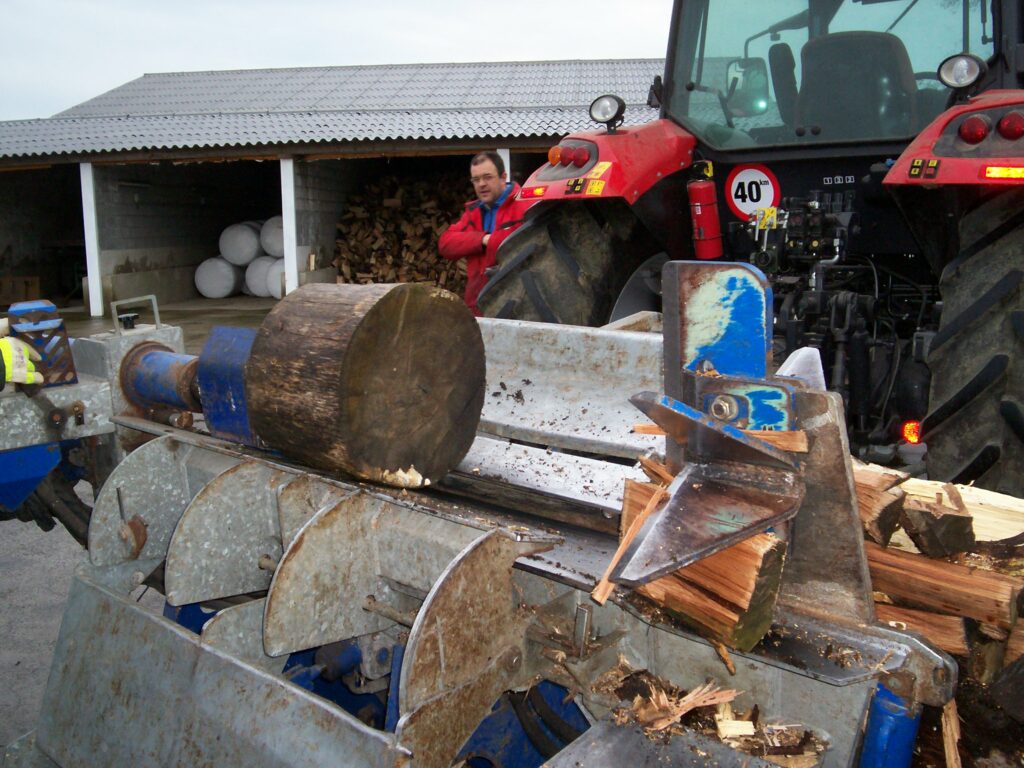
[665,0,995,148]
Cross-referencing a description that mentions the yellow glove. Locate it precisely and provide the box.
[0,336,44,386]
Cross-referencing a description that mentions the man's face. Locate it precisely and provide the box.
[470,159,506,205]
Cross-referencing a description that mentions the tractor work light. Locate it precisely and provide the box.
[997,111,1024,140]
[958,114,991,144]
[590,94,626,130]
[901,420,922,445]
[938,54,985,90]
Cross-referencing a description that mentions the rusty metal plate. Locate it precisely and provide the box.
[396,530,548,768]
[36,574,409,768]
[201,598,287,675]
[263,493,390,657]
[275,474,354,549]
[89,435,195,566]
[165,460,292,606]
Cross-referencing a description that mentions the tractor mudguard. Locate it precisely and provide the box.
[517,119,697,208]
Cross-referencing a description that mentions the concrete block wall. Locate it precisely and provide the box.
[293,158,373,273]
[92,161,279,305]
[0,166,83,302]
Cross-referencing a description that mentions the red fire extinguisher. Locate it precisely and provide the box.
[688,177,723,261]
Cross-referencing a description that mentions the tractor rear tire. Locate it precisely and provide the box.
[477,202,654,326]
[924,188,1024,496]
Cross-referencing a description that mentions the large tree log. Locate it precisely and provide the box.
[246,283,485,487]
[625,480,786,651]
[865,541,1023,630]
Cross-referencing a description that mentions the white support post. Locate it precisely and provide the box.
[79,163,104,317]
[280,157,299,294]
[497,148,511,181]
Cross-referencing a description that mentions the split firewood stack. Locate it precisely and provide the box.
[853,460,1024,693]
[333,171,472,295]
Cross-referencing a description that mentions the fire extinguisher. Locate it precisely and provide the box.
[688,166,723,261]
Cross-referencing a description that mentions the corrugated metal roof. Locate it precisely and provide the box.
[0,59,664,161]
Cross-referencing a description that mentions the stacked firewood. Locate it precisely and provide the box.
[853,461,1024,687]
[334,171,472,295]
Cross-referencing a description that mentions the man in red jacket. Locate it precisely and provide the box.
[439,151,523,315]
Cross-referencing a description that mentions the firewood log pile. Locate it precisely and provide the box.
[333,171,473,296]
[852,461,1024,684]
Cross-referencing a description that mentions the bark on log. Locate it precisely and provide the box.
[246,283,485,487]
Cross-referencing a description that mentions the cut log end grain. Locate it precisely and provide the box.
[246,283,485,487]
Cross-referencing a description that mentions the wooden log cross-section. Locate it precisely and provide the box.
[246,282,486,487]
[621,480,787,652]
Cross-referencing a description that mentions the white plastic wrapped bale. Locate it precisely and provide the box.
[260,215,285,258]
[245,256,277,297]
[194,257,243,299]
[219,221,264,266]
[265,258,286,299]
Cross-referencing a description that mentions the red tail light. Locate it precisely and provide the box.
[559,147,574,166]
[571,146,591,167]
[901,420,922,445]
[998,110,1024,140]
[959,114,991,144]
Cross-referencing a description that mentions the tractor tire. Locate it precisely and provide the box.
[924,188,1024,496]
[0,472,91,545]
[477,202,655,326]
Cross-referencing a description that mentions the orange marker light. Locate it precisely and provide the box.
[984,166,1024,179]
[901,420,922,445]
[547,146,561,166]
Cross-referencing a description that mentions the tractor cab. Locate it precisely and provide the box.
[664,0,994,150]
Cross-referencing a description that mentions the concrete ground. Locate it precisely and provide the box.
[0,296,275,749]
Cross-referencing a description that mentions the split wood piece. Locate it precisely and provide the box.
[636,455,674,486]
[874,603,969,656]
[625,480,787,651]
[900,477,1024,542]
[899,485,975,557]
[631,423,809,453]
[591,485,668,605]
[715,702,756,739]
[941,699,962,768]
[866,541,1024,630]
[852,461,908,546]
[246,283,485,487]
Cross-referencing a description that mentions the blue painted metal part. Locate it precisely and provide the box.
[197,326,259,446]
[384,644,405,732]
[858,684,921,768]
[162,601,218,634]
[9,299,78,387]
[282,648,386,728]
[0,443,61,509]
[664,261,772,379]
[125,348,198,411]
[456,681,589,768]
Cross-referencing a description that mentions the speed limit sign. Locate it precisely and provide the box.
[725,164,781,219]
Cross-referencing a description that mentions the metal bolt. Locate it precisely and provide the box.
[131,571,145,586]
[709,395,739,421]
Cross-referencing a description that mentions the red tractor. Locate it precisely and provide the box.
[479,0,1024,495]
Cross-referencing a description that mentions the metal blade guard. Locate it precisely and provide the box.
[613,261,807,586]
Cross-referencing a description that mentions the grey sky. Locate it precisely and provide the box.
[0,0,674,122]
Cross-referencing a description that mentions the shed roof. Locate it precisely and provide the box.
[0,59,664,162]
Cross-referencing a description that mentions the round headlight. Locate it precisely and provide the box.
[589,94,626,126]
[938,54,986,89]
